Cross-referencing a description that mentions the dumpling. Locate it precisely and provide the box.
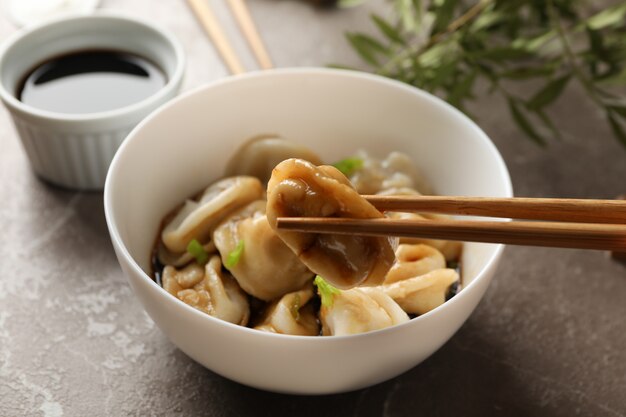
[161,176,263,253]
[162,256,250,325]
[213,200,314,301]
[224,135,323,184]
[386,211,462,261]
[347,151,433,195]
[266,158,396,289]
[372,187,462,261]
[382,269,459,315]
[319,286,409,336]
[385,244,446,284]
[343,151,384,195]
[380,152,433,195]
[254,285,319,336]
[376,186,422,196]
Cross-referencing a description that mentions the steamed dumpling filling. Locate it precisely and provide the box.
[151,136,462,336]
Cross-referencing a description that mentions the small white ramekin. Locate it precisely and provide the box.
[0,12,185,190]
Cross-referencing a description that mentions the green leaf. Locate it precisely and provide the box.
[314,276,341,308]
[395,0,421,31]
[447,70,476,107]
[597,67,626,86]
[419,39,459,67]
[411,0,424,20]
[507,97,547,146]
[346,33,389,66]
[431,0,460,34]
[534,108,561,140]
[427,59,458,89]
[527,75,571,110]
[470,6,503,32]
[225,240,245,269]
[332,157,364,176]
[499,65,556,80]
[586,3,626,30]
[550,0,579,20]
[608,112,626,147]
[586,26,605,57]
[470,47,532,62]
[337,0,366,7]
[511,30,555,52]
[609,105,626,119]
[186,239,209,265]
[371,14,406,45]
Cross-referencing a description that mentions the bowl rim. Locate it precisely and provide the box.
[0,11,186,123]
[104,67,513,342]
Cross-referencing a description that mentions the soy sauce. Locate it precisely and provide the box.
[18,50,166,114]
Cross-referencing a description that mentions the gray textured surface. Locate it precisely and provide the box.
[1,1,625,416]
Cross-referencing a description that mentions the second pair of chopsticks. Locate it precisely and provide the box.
[276,196,626,251]
[187,0,272,74]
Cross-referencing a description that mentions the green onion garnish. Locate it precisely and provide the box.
[225,240,245,269]
[314,275,341,308]
[289,293,302,321]
[187,239,209,265]
[332,157,364,177]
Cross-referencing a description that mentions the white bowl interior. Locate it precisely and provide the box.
[105,69,512,394]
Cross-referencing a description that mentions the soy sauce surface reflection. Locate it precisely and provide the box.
[18,50,166,114]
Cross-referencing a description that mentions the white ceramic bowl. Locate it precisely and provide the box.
[0,12,185,190]
[104,69,512,394]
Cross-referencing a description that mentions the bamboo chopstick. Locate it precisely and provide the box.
[187,0,273,73]
[187,0,246,74]
[276,217,626,251]
[363,195,626,224]
[226,0,273,69]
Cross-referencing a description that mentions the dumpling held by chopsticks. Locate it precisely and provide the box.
[266,158,396,289]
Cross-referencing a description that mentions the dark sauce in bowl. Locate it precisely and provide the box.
[445,259,462,301]
[18,50,166,114]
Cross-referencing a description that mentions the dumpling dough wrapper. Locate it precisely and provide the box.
[267,158,396,289]
[213,200,314,301]
[162,256,250,326]
[162,176,264,253]
[320,287,409,336]
[254,284,319,336]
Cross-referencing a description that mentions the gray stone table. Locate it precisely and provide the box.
[1,1,625,416]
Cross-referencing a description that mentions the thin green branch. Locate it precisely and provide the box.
[547,0,604,108]
[339,0,626,147]
[378,0,493,76]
